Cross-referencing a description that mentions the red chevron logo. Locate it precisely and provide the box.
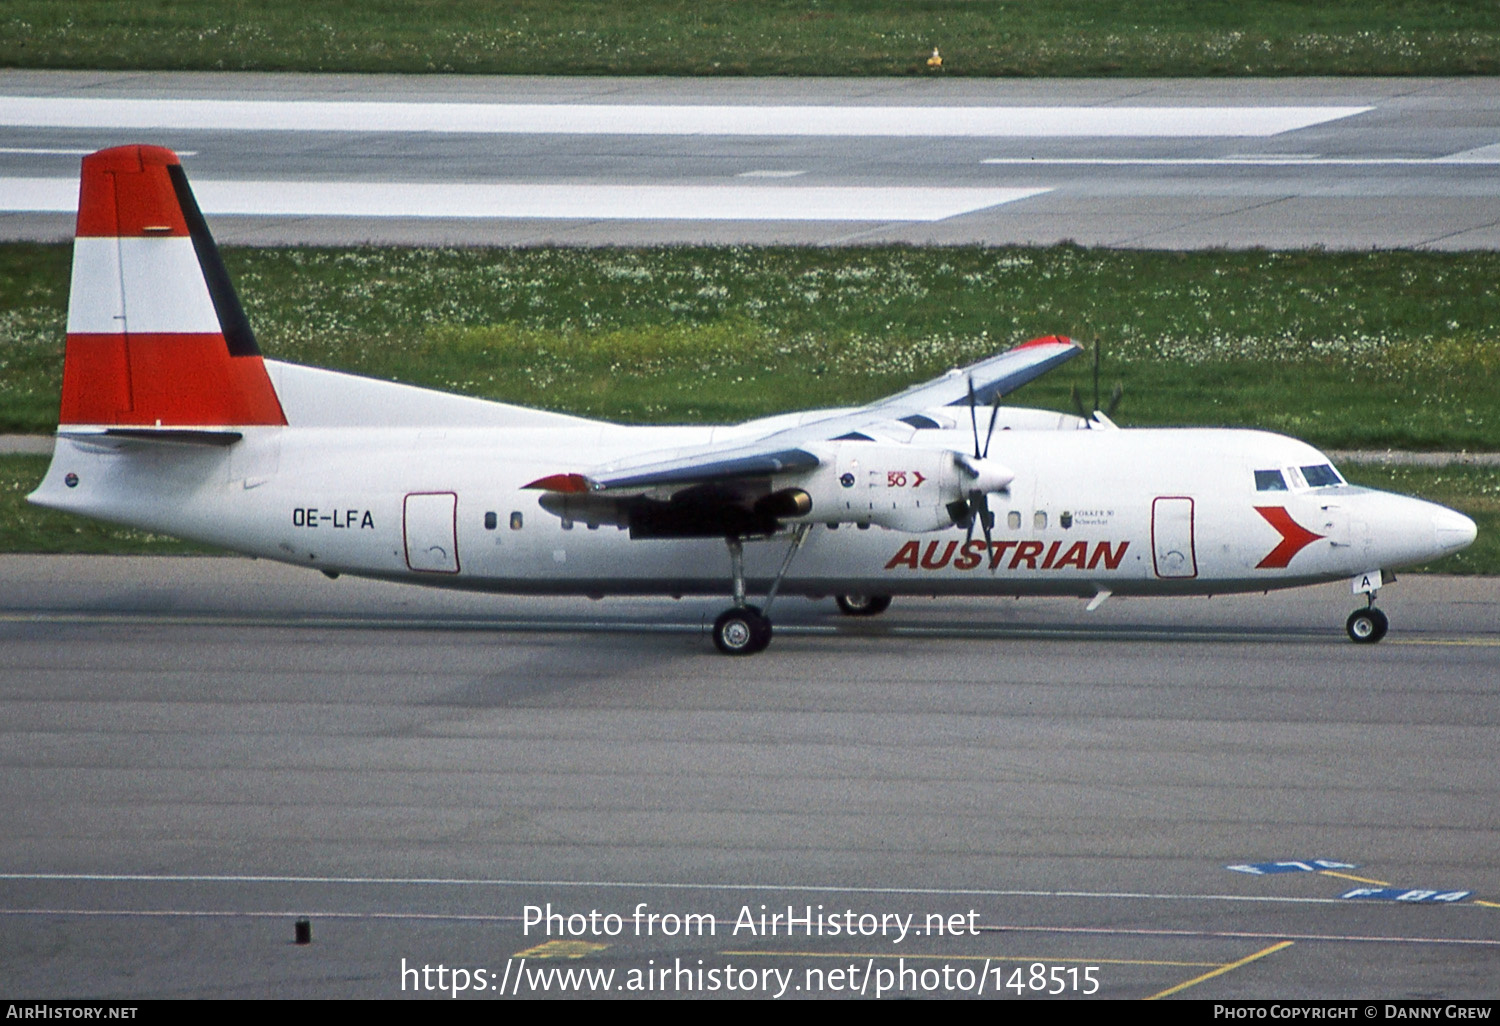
[1253,506,1325,568]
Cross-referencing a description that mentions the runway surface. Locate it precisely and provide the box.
[1,555,1496,998]
[2,73,1499,248]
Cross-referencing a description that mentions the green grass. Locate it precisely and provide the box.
[1341,465,1500,575]
[5,244,1500,449]
[5,455,1494,571]
[4,0,1500,76]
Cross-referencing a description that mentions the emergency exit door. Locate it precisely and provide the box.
[1152,496,1197,579]
[404,492,460,573]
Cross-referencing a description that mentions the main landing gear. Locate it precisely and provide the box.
[713,605,772,655]
[835,594,892,617]
[1346,593,1389,645]
[712,526,811,655]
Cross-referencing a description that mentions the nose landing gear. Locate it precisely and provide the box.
[1346,596,1389,644]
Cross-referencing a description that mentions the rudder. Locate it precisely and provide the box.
[61,145,286,427]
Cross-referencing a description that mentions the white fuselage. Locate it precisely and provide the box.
[31,397,1474,602]
[39,145,1476,640]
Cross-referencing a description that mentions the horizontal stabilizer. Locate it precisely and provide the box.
[59,427,244,448]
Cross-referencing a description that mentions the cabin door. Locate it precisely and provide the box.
[404,492,460,573]
[1152,496,1197,579]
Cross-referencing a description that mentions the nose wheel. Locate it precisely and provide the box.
[1346,606,1388,644]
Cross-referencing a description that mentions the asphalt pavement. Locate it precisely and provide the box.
[0,556,1495,999]
[2,73,1499,247]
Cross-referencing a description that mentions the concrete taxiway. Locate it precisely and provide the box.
[2,73,1500,248]
[0,556,1496,998]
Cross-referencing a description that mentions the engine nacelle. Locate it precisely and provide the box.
[535,442,1014,536]
[784,443,1011,533]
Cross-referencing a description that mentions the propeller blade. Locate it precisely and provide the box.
[1069,383,1088,420]
[1092,336,1101,414]
[967,376,981,458]
[1106,380,1124,417]
[980,494,995,568]
[962,476,980,545]
[982,392,1002,459]
[961,489,995,568]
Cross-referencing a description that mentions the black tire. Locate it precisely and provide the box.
[714,606,772,655]
[749,613,773,652]
[1346,607,1389,644]
[835,594,892,617]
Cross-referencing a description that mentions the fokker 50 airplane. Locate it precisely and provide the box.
[29,146,1479,654]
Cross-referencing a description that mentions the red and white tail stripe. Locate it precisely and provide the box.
[60,145,285,427]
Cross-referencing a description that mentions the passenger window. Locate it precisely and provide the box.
[484,511,498,530]
[1254,469,1287,492]
[1301,464,1343,487]
[1033,511,1047,530]
[1007,511,1021,530]
[509,512,524,530]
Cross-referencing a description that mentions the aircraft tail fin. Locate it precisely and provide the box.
[60,145,286,428]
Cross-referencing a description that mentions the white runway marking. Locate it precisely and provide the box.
[0,178,1048,222]
[0,147,103,156]
[0,871,1436,906]
[0,97,1370,137]
[983,153,1500,166]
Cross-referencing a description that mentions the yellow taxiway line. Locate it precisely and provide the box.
[1145,940,1294,1001]
[1320,870,1391,886]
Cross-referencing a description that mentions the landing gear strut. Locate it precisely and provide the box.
[1346,593,1389,644]
[712,526,810,655]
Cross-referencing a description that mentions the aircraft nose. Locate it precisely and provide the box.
[1433,508,1477,552]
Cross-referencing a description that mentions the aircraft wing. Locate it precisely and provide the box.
[852,334,1081,413]
[528,336,1079,494]
[588,447,822,490]
[743,333,1080,448]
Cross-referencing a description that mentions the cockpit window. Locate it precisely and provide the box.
[1254,469,1288,492]
[1301,464,1343,488]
